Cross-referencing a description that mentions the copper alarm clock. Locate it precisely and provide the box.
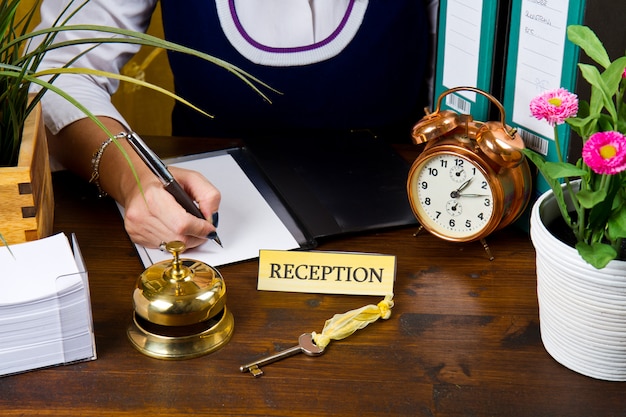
[407,86,532,248]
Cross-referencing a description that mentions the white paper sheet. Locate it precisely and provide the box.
[0,233,81,305]
[130,153,301,268]
[441,0,484,101]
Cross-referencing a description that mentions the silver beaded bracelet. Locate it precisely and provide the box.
[90,132,135,197]
[89,136,115,197]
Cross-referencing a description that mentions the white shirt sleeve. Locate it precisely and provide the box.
[29,0,157,135]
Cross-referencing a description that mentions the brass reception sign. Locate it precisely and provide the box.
[257,250,396,296]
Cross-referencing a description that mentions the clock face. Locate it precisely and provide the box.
[408,152,495,240]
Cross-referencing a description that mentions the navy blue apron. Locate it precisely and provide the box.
[160,0,431,141]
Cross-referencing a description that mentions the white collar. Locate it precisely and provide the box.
[216,0,368,66]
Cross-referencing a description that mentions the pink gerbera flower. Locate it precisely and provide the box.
[530,88,578,126]
[582,131,626,175]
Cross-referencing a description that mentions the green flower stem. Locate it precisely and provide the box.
[593,174,612,244]
[553,125,583,237]
[553,125,565,164]
[599,173,610,191]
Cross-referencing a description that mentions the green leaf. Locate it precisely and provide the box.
[603,57,626,98]
[597,114,616,132]
[566,114,599,129]
[576,242,617,269]
[588,79,605,118]
[567,25,611,69]
[542,161,587,179]
[9,24,278,101]
[33,67,214,119]
[576,188,607,209]
[587,175,620,229]
[608,205,626,240]
[579,63,618,122]
[566,101,600,138]
[0,233,16,260]
[521,149,573,226]
[619,107,626,133]
[567,116,599,139]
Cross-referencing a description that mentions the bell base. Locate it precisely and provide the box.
[127,307,234,360]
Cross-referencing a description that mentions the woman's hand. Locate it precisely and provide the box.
[121,166,221,249]
[48,117,221,249]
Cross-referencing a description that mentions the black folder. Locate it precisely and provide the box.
[232,133,418,248]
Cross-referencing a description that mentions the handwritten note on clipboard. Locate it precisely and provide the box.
[503,0,586,195]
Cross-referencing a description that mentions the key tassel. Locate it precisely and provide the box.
[312,294,394,349]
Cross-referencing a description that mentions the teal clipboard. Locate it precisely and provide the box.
[433,0,502,119]
[502,0,587,197]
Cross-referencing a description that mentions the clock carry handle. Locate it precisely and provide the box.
[412,86,527,168]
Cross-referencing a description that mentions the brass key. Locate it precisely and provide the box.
[240,333,324,377]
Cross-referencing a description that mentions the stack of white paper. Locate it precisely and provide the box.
[0,233,96,377]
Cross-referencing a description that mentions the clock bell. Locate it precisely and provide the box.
[127,241,234,359]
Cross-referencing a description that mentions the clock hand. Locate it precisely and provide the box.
[450,177,473,199]
[456,178,473,192]
[457,193,490,197]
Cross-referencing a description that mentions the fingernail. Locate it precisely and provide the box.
[212,212,219,227]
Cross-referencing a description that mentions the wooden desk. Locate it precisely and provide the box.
[1,138,624,416]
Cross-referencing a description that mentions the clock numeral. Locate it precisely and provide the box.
[484,198,491,207]
[481,181,488,189]
[440,160,448,168]
[478,213,484,220]
[428,167,438,176]
[454,158,464,167]
[420,181,428,190]
[449,219,455,228]
[435,211,441,219]
[465,219,471,228]
[424,197,431,206]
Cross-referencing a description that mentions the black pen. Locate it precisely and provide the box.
[124,132,223,247]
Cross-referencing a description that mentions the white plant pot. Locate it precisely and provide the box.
[530,184,626,381]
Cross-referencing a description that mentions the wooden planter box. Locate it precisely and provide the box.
[0,103,54,244]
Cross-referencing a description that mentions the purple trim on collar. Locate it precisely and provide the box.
[228,0,356,53]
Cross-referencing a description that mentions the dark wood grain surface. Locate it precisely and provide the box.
[1,138,624,417]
